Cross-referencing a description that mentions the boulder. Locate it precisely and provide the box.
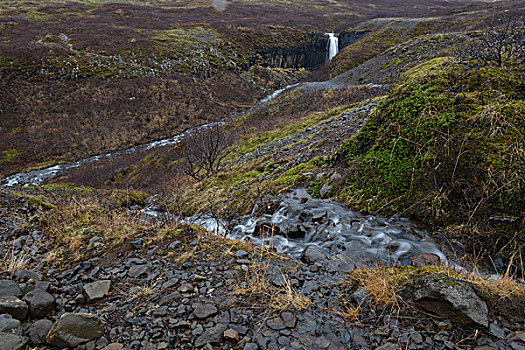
[0,280,22,297]
[0,296,27,321]
[410,274,488,328]
[46,313,104,348]
[0,314,21,334]
[28,319,53,345]
[22,289,55,319]
[0,332,28,350]
[300,246,327,265]
[83,280,111,302]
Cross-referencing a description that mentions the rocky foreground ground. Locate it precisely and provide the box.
[0,189,524,350]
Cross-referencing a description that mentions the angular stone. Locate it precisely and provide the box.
[0,332,28,350]
[281,312,296,328]
[46,313,104,348]
[300,246,327,265]
[128,265,149,278]
[22,289,55,319]
[224,329,239,342]
[193,303,218,319]
[28,319,53,345]
[0,281,22,297]
[159,292,182,306]
[194,324,228,347]
[0,296,27,321]
[13,270,41,281]
[411,274,488,327]
[0,314,21,334]
[83,280,111,302]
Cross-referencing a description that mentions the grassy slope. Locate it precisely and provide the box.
[333,58,524,259]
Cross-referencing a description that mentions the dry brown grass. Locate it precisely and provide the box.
[346,263,525,317]
[232,225,311,311]
[0,242,30,274]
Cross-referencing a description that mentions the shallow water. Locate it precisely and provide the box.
[183,189,447,266]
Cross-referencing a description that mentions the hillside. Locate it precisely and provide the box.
[0,0,487,176]
[0,0,524,349]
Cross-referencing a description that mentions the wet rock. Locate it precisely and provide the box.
[411,253,441,268]
[46,313,104,348]
[28,319,53,345]
[193,303,218,319]
[194,324,228,347]
[410,274,488,327]
[83,280,111,302]
[22,289,55,319]
[0,332,28,350]
[300,246,327,265]
[0,280,22,297]
[0,314,21,334]
[0,296,27,321]
[224,329,239,342]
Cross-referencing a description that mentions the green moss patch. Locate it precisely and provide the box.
[333,58,525,259]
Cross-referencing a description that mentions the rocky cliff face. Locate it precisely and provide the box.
[255,33,328,70]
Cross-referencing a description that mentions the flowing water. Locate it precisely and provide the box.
[326,33,339,61]
[1,83,300,188]
[181,189,447,267]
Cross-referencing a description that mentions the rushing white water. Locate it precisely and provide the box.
[1,83,300,187]
[326,33,339,61]
[180,189,447,267]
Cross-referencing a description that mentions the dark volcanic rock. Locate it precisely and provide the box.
[410,274,488,328]
[83,280,111,302]
[193,303,218,319]
[0,280,22,297]
[22,289,55,319]
[300,245,327,265]
[0,296,27,321]
[194,324,228,347]
[28,319,53,345]
[46,313,104,348]
[0,332,28,350]
[0,314,21,334]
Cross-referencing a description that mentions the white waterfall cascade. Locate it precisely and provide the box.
[326,33,339,61]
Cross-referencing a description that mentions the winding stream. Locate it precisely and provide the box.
[1,83,300,188]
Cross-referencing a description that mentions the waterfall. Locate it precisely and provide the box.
[326,33,339,61]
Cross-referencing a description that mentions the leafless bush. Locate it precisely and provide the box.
[182,124,234,181]
[457,16,525,68]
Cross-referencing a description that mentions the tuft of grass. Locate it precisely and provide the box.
[345,264,525,320]
[1,243,30,274]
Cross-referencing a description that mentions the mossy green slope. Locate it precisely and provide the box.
[333,57,524,257]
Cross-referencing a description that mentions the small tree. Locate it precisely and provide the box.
[457,16,525,68]
[182,124,233,181]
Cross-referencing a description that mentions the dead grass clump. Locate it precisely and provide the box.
[0,243,30,274]
[346,264,525,319]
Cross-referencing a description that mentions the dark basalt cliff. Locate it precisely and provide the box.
[255,33,328,70]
